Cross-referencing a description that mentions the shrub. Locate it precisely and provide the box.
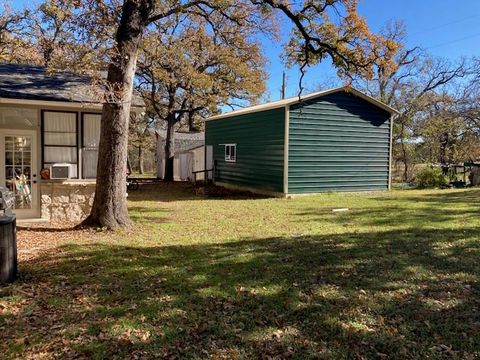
[416,167,448,189]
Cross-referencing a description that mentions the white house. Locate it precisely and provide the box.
[0,63,143,221]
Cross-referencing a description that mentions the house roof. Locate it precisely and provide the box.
[176,144,204,154]
[155,130,205,142]
[0,63,144,107]
[155,130,204,154]
[206,86,399,121]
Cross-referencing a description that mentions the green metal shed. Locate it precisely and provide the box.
[205,86,399,196]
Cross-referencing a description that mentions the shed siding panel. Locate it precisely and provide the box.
[205,108,285,192]
[288,92,391,193]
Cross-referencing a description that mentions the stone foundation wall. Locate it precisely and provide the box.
[41,181,96,223]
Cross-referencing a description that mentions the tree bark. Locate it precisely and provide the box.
[138,145,145,174]
[127,155,132,175]
[163,114,175,181]
[439,132,449,175]
[398,122,409,182]
[187,111,199,132]
[401,139,409,182]
[82,0,152,229]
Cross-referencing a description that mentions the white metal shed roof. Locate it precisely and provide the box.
[206,86,399,121]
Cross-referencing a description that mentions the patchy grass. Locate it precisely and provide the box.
[129,172,157,179]
[2,183,480,359]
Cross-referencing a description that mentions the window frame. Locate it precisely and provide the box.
[41,110,79,179]
[224,144,237,163]
[81,112,102,180]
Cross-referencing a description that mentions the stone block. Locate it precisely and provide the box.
[70,193,87,204]
[41,194,52,205]
[41,204,51,219]
[50,206,67,222]
[64,204,85,222]
[40,182,96,221]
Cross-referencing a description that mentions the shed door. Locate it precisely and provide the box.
[193,147,204,180]
[179,154,188,180]
[186,153,194,180]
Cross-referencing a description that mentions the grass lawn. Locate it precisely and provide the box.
[129,171,157,179]
[1,184,480,359]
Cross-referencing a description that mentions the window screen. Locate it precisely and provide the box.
[82,113,101,179]
[42,111,78,178]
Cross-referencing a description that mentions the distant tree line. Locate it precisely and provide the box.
[344,21,480,182]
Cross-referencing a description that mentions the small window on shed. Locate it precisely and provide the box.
[225,144,236,162]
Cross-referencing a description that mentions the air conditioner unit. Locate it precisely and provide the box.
[50,164,73,179]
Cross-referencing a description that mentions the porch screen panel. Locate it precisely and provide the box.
[42,111,78,178]
[0,107,38,128]
[82,113,101,179]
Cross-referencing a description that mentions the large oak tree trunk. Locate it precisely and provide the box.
[163,115,175,181]
[138,145,145,174]
[127,156,132,175]
[187,112,199,132]
[82,0,152,229]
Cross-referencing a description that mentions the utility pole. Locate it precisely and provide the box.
[281,71,286,99]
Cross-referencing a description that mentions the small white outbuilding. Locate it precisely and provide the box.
[173,145,213,182]
[156,130,213,181]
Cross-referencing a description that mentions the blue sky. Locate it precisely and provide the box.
[10,0,480,101]
[266,0,480,100]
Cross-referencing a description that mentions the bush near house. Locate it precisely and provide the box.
[1,183,480,359]
[416,166,448,188]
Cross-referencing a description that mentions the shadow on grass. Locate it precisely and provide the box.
[128,182,274,203]
[394,189,480,205]
[3,226,480,358]
[128,206,170,224]
[128,182,201,203]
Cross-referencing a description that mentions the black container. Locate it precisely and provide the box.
[0,215,17,283]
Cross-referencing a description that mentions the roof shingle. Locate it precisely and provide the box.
[0,63,143,107]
